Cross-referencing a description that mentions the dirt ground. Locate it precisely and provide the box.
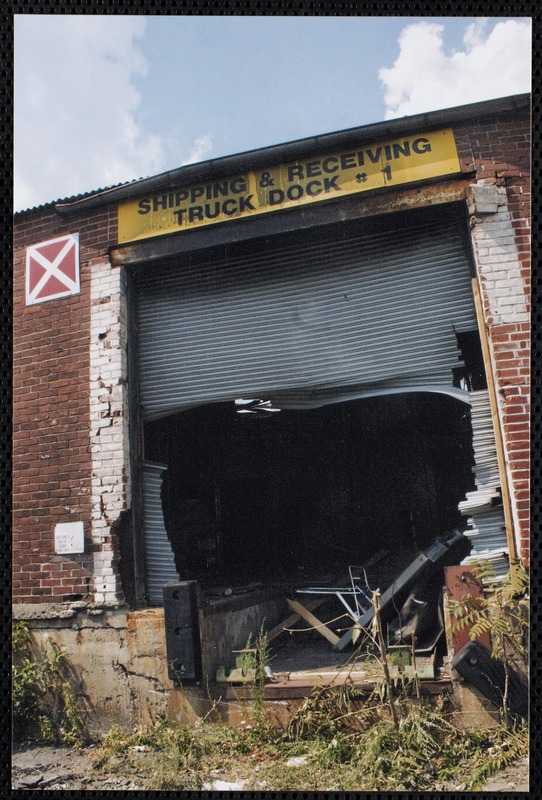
[11,741,530,792]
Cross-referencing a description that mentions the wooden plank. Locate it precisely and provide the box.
[283,670,369,683]
[471,277,517,560]
[286,598,340,646]
[267,552,388,648]
[265,597,327,643]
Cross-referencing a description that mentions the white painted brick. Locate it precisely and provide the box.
[500,312,529,323]
[89,261,130,603]
[472,189,529,343]
[488,244,519,256]
[100,441,121,452]
[107,494,124,504]
[485,270,518,282]
[493,236,519,248]
[497,295,520,307]
[481,254,519,265]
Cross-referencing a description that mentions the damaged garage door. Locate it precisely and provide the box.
[135,205,477,420]
[133,204,491,604]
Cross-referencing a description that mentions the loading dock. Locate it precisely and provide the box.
[124,200,506,685]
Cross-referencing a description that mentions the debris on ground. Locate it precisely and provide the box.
[11,738,529,792]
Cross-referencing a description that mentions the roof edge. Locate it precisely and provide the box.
[19,93,531,218]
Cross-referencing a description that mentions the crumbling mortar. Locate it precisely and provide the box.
[99,494,112,527]
[98,403,113,420]
[12,601,127,622]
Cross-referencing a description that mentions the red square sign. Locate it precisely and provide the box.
[26,234,80,305]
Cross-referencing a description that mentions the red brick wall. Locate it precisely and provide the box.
[12,206,117,602]
[493,324,530,564]
[456,111,531,565]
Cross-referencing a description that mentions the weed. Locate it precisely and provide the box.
[350,702,452,789]
[287,682,368,740]
[96,723,130,760]
[249,622,273,740]
[281,675,529,792]
[12,621,89,746]
[448,560,529,726]
[90,693,528,792]
[459,723,529,789]
[94,716,203,789]
[93,714,260,790]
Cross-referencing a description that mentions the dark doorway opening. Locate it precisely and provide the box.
[143,392,475,589]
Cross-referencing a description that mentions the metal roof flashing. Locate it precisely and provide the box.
[14,93,530,219]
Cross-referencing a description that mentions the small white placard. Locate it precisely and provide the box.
[54,521,85,554]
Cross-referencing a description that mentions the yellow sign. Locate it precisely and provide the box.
[118,129,460,243]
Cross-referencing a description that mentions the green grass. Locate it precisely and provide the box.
[91,690,528,792]
[12,621,89,746]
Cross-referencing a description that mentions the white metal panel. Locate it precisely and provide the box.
[459,390,509,578]
[142,462,180,605]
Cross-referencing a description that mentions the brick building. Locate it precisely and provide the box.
[13,94,530,725]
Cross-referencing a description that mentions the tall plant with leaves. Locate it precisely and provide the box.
[448,560,529,727]
[12,621,88,745]
[249,623,275,740]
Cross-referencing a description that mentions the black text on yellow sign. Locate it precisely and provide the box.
[118,129,460,243]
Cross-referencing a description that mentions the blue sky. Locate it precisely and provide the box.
[14,15,531,211]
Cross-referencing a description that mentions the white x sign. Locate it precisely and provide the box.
[26,233,80,305]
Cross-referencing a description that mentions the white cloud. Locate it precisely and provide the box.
[379,19,531,120]
[180,135,214,166]
[14,15,166,210]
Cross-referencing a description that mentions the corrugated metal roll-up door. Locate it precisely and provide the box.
[136,207,477,421]
[459,390,509,578]
[142,462,181,604]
